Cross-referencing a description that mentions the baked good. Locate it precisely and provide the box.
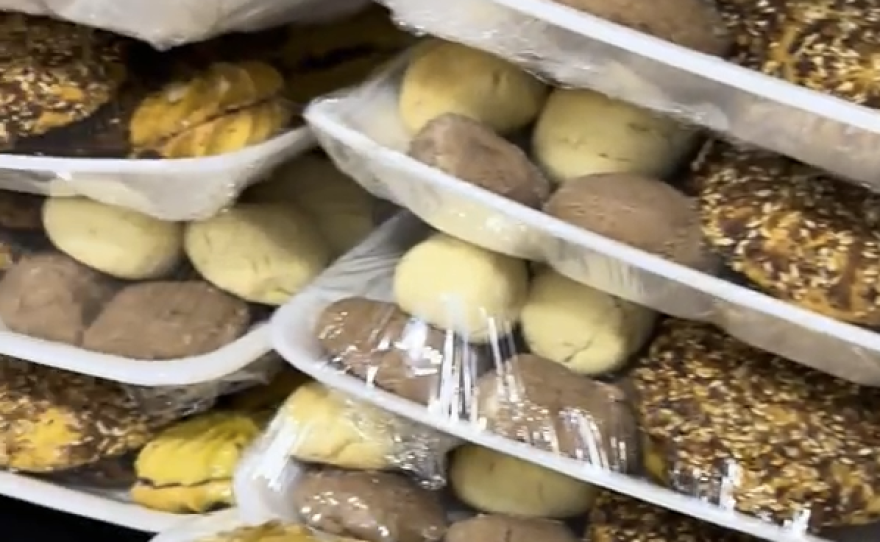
[53,454,137,488]
[475,354,639,468]
[184,204,330,306]
[42,197,184,280]
[520,269,655,375]
[0,13,129,147]
[696,141,880,326]
[278,5,416,104]
[532,89,696,183]
[446,515,577,542]
[131,411,264,513]
[399,40,548,135]
[281,381,398,470]
[82,281,250,359]
[630,318,880,528]
[129,60,286,158]
[197,522,368,542]
[585,491,754,541]
[292,469,447,542]
[0,253,116,345]
[314,297,485,405]
[247,154,377,257]
[0,357,155,472]
[545,173,714,271]
[393,233,529,343]
[449,445,597,518]
[548,0,729,54]
[409,114,551,208]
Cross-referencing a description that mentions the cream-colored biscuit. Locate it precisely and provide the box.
[449,445,597,517]
[42,197,183,280]
[393,233,528,343]
[281,381,396,470]
[184,203,330,306]
[520,269,656,375]
[532,88,696,183]
[248,155,377,257]
[399,40,548,135]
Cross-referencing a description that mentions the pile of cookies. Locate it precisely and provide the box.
[0,153,379,360]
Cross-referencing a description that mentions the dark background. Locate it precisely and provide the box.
[0,497,152,542]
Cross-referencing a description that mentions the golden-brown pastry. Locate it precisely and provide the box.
[630,318,880,529]
[196,522,367,542]
[0,357,155,472]
[0,13,129,147]
[447,516,578,542]
[131,411,264,513]
[696,140,880,326]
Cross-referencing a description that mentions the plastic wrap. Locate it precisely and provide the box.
[305,49,880,388]
[0,152,385,385]
[267,214,880,541]
[377,0,880,191]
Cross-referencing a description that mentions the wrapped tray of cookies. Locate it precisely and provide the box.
[0,356,310,531]
[0,151,389,385]
[0,7,413,221]
[373,0,880,191]
[305,40,880,388]
[267,214,880,541]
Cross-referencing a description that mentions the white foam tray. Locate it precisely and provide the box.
[0,471,196,533]
[267,211,865,542]
[378,0,880,190]
[0,127,314,221]
[305,54,880,387]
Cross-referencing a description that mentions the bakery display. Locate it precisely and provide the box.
[520,269,656,375]
[449,444,598,518]
[393,233,529,342]
[532,88,696,183]
[291,469,448,542]
[446,515,578,542]
[131,411,265,512]
[696,140,880,326]
[398,39,548,135]
[631,318,880,529]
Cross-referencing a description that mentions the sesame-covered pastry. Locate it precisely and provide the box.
[696,140,880,326]
[630,319,880,529]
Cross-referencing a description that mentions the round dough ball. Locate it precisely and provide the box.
[449,445,597,518]
[399,40,548,135]
[184,203,330,305]
[447,516,578,542]
[43,197,183,280]
[393,233,529,343]
[281,381,398,470]
[532,88,696,183]
[248,154,377,257]
[520,269,656,375]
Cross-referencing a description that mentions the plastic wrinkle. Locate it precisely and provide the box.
[303,53,880,387]
[0,127,314,222]
[377,0,880,190]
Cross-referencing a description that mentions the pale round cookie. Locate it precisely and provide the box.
[393,233,529,342]
[532,88,695,183]
[521,269,656,375]
[184,203,330,305]
[449,445,597,518]
[399,40,548,135]
[43,197,183,280]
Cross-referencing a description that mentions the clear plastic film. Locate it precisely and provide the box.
[0,149,388,385]
[305,45,880,388]
[375,0,880,191]
[0,7,414,221]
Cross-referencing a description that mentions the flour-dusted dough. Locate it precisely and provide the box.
[43,197,183,280]
[521,269,656,375]
[532,88,696,183]
[449,445,597,518]
[184,203,330,305]
[248,154,377,257]
[393,233,528,343]
[399,40,548,135]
